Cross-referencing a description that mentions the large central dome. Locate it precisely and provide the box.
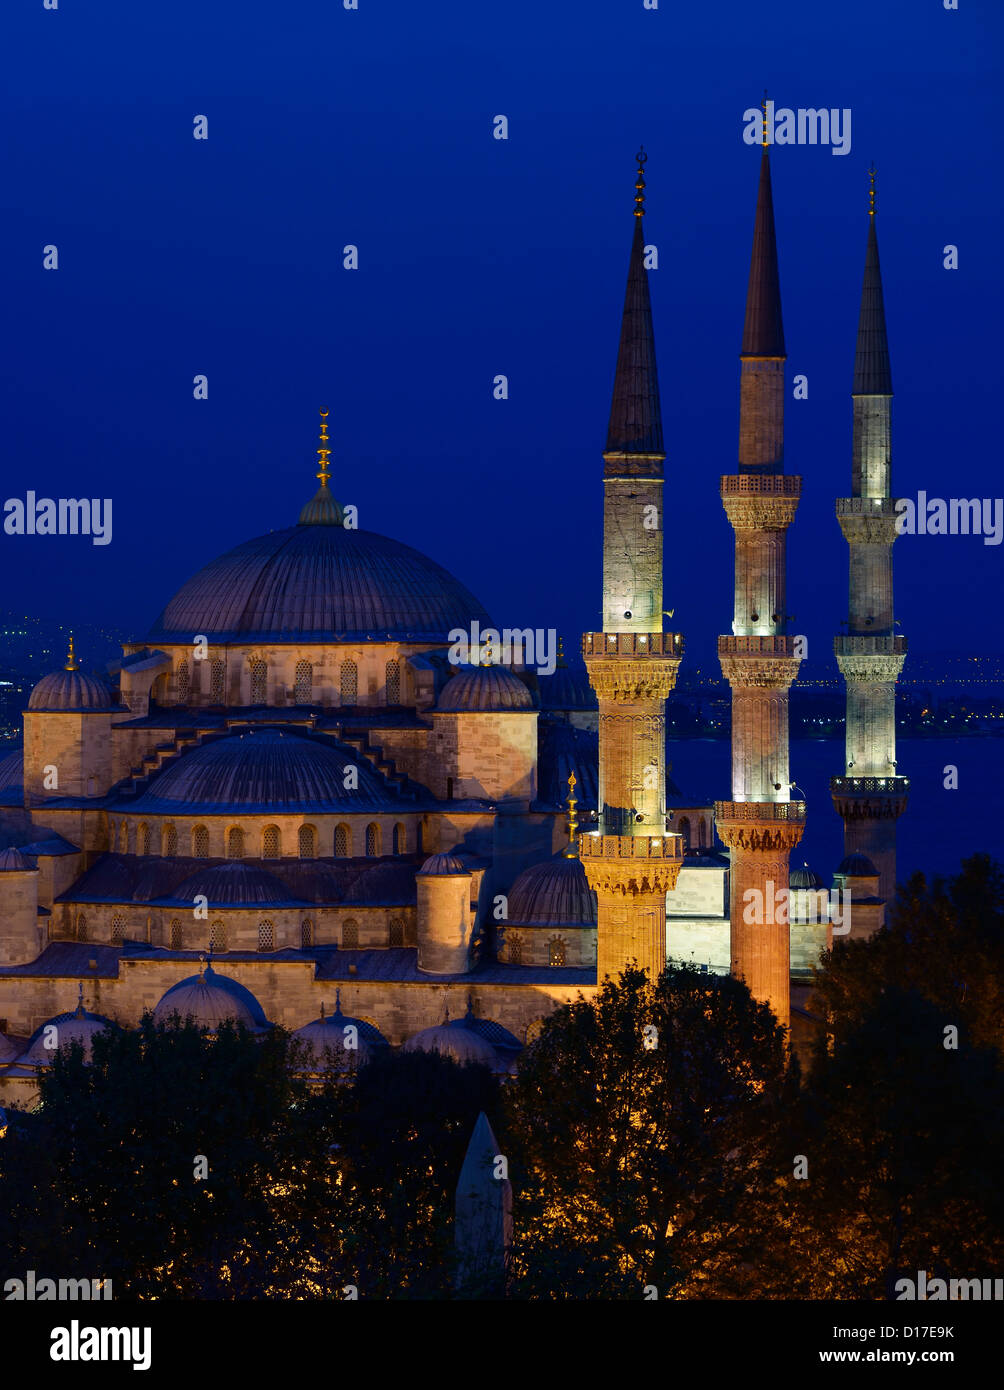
[149,520,491,643]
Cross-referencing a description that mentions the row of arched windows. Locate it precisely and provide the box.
[507,933,568,966]
[176,657,403,706]
[79,912,404,951]
[117,821,409,858]
[676,816,708,850]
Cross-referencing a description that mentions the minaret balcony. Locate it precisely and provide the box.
[582,632,683,658]
[830,775,909,796]
[721,475,801,497]
[713,799,806,853]
[834,635,907,656]
[836,497,901,545]
[581,631,683,703]
[580,830,684,898]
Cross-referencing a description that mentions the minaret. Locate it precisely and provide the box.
[831,168,908,904]
[581,149,684,984]
[714,111,805,1029]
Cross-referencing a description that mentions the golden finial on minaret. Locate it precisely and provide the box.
[762,89,769,149]
[867,163,877,217]
[633,146,647,217]
[564,771,579,857]
[316,408,332,487]
[557,635,566,668]
[64,633,78,672]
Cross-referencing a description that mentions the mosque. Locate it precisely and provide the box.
[0,139,903,1104]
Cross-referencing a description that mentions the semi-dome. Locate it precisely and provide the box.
[148,521,492,643]
[507,853,597,928]
[403,1019,498,1067]
[172,862,299,907]
[291,997,389,1074]
[153,963,268,1030]
[437,665,533,713]
[418,850,470,876]
[123,729,402,813]
[22,998,117,1065]
[836,852,879,877]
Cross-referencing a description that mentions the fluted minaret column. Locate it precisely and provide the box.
[831,170,908,906]
[581,150,684,984]
[715,138,805,1028]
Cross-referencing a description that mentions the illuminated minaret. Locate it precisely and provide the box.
[581,150,684,983]
[714,114,805,1028]
[831,168,908,904]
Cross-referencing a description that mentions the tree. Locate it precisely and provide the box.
[812,854,1004,1059]
[503,964,799,1299]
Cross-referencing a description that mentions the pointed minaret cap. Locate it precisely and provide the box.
[605,148,664,455]
[299,409,346,525]
[741,139,785,358]
[853,166,892,395]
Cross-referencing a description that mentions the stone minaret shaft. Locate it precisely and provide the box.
[831,182,908,900]
[715,146,805,1029]
[582,151,683,984]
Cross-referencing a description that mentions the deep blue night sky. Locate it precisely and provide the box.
[1,0,1000,668]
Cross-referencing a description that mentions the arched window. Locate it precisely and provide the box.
[192,825,210,858]
[119,823,130,854]
[300,918,313,949]
[210,920,227,952]
[365,823,380,857]
[699,817,707,848]
[258,920,274,952]
[385,659,401,705]
[294,660,313,704]
[170,918,183,951]
[177,659,191,704]
[508,932,522,965]
[249,659,267,705]
[111,915,126,945]
[342,918,359,948]
[76,913,87,941]
[138,823,150,856]
[263,825,280,858]
[392,822,406,855]
[163,822,177,856]
[227,826,245,859]
[388,917,405,947]
[298,824,316,858]
[340,659,358,705]
[334,824,350,858]
[548,937,567,967]
[678,816,691,850]
[210,659,226,703]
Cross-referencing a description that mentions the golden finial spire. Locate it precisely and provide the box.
[867,163,877,217]
[316,409,332,487]
[564,772,579,857]
[762,89,769,149]
[633,147,647,217]
[64,633,78,672]
[557,635,566,667]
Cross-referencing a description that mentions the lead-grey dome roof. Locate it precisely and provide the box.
[172,862,300,907]
[22,1002,117,1065]
[121,729,404,813]
[29,668,113,711]
[153,964,268,1030]
[148,523,492,642]
[507,854,597,928]
[437,665,533,712]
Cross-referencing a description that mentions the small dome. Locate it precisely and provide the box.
[418,850,470,877]
[837,852,879,878]
[124,728,402,813]
[153,964,268,1031]
[29,668,112,712]
[22,1001,117,1065]
[173,862,296,907]
[291,999,389,1074]
[403,1020,498,1067]
[437,665,533,713]
[790,863,825,891]
[507,854,597,928]
[0,847,32,872]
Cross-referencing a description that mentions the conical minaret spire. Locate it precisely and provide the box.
[605,149,663,455]
[581,150,684,985]
[715,132,805,1029]
[832,166,908,906]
